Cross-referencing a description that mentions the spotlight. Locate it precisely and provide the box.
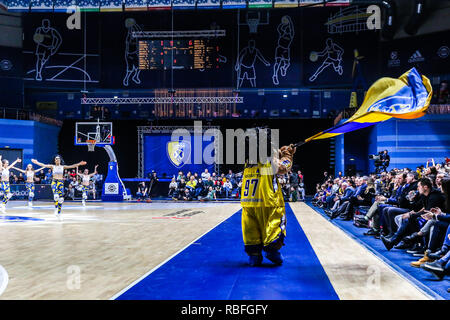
[381,0,397,40]
[404,0,427,36]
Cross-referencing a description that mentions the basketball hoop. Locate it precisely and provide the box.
[87,139,97,152]
[247,19,260,34]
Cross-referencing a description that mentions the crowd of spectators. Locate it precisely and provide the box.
[168,169,242,201]
[312,159,450,282]
[166,169,306,202]
[133,168,307,202]
[8,167,103,200]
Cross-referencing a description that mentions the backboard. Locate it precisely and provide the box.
[238,10,270,34]
[75,121,114,147]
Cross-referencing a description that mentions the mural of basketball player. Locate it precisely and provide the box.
[308,38,344,82]
[272,16,294,85]
[123,18,142,87]
[235,40,270,88]
[33,19,62,81]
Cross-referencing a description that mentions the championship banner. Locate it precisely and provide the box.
[305,67,432,142]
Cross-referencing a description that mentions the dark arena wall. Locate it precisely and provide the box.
[19,8,450,93]
[21,8,382,90]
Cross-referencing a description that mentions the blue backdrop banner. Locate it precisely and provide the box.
[144,133,216,178]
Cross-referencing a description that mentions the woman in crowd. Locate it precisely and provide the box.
[186,175,197,195]
[168,178,178,197]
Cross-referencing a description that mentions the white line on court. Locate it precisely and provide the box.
[13,205,104,210]
[0,265,9,297]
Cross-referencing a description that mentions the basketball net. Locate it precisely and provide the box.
[87,124,101,151]
[247,19,259,34]
[87,139,97,152]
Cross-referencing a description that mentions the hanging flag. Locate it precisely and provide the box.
[305,67,432,142]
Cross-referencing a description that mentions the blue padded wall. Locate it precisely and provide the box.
[375,114,450,170]
[335,114,450,176]
[0,119,60,167]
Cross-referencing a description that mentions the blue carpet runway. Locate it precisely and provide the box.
[115,204,339,300]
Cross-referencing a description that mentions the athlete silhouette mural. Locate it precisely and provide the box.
[272,16,294,86]
[123,18,142,87]
[33,19,62,81]
[235,40,270,88]
[309,38,344,82]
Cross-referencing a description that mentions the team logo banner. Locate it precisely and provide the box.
[144,133,215,178]
[167,141,191,168]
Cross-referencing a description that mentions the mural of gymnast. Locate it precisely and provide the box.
[33,19,62,81]
[123,18,142,87]
[308,38,344,82]
[272,15,294,86]
[235,40,270,88]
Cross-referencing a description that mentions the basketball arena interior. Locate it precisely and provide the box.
[0,0,449,306]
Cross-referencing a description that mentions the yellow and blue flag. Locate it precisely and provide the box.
[305,68,432,142]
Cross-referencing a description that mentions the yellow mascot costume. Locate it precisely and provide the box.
[241,144,296,266]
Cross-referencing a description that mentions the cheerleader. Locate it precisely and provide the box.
[31,155,86,220]
[0,155,22,213]
[76,165,98,207]
[11,164,45,207]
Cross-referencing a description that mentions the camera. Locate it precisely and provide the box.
[369,151,387,173]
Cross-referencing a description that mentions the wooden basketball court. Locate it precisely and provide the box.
[0,201,432,300]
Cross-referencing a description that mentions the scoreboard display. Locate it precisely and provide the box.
[138,39,221,70]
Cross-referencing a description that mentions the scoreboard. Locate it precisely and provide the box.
[138,39,221,70]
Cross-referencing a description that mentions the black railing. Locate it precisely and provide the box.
[427,104,450,115]
[0,107,63,127]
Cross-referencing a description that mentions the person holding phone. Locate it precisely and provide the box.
[381,178,445,252]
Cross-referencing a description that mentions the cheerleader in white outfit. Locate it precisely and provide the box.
[31,155,86,220]
[0,155,22,213]
[11,164,45,207]
[77,165,98,207]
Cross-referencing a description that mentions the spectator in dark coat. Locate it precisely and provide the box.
[381,178,445,251]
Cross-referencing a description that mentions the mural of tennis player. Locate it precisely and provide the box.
[308,38,344,82]
[123,18,142,87]
[235,40,270,88]
[272,16,294,85]
[33,19,62,81]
